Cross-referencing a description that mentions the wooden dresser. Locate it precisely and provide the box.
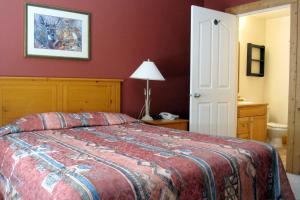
[237,103,268,141]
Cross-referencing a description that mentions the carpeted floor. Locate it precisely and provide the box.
[287,173,300,199]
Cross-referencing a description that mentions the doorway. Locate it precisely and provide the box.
[238,5,291,168]
[227,0,299,174]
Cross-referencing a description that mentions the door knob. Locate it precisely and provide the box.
[194,93,201,98]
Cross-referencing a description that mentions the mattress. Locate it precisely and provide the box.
[0,112,295,200]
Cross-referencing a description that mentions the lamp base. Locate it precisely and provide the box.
[142,115,153,121]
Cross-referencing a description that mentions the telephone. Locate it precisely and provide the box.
[159,112,179,120]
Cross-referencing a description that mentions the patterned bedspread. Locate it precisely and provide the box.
[0,112,295,200]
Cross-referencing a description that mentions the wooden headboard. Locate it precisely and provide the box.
[0,77,122,126]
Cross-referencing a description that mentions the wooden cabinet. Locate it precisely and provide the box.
[251,115,267,141]
[237,117,251,139]
[143,119,189,131]
[237,103,267,141]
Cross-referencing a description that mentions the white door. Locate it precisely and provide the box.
[190,6,238,137]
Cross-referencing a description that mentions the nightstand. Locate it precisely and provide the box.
[143,119,189,131]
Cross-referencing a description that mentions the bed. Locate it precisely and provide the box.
[0,77,295,200]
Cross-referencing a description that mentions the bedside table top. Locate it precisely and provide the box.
[143,119,189,125]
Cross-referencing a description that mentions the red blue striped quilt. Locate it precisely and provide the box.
[0,112,295,200]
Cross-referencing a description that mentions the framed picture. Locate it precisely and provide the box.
[25,3,90,60]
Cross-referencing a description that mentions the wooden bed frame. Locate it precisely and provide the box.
[0,77,122,126]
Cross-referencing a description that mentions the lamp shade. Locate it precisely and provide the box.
[130,59,165,81]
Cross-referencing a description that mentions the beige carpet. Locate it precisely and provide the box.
[287,173,300,199]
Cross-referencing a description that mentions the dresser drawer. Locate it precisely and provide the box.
[238,105,267,117]
[143,119,189,131]
[237,117,250,135]
[159,123,188,130]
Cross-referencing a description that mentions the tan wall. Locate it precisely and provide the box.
[238,16,266,103]
[264,16,290,124]
[239,15,290,125]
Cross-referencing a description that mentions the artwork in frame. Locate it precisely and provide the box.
[25,3,90,60]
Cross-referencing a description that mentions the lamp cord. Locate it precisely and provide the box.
[138,99,151,120]
[138,103,145,119]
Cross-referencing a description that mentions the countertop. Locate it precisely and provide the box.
[237,101,268,107]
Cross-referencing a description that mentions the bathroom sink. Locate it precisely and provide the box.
[238,101,254,105]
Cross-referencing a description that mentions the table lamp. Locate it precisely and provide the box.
[130,59,165,120]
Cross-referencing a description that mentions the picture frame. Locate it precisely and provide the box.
[25,3,91,60]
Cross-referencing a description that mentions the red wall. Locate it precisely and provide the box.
[204,0,258,11]
[0,0,203,118]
